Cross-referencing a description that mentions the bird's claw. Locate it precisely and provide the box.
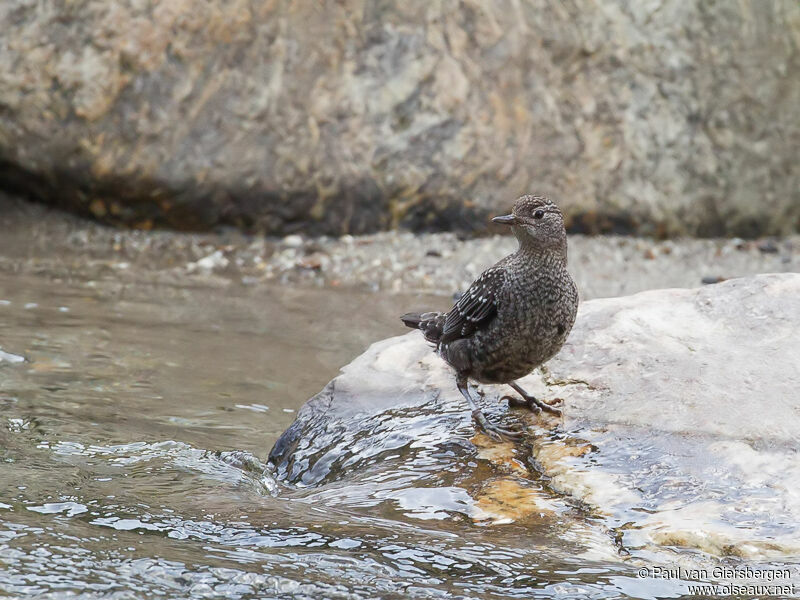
[504,394,563,416]
[471,409,525,442]
[503,394,535,410]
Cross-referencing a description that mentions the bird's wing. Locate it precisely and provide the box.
[441,267,506,343]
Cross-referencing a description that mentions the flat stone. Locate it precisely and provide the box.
[270,274,800,563]
[539,272,800,559]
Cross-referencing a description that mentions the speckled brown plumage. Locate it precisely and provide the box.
[401,195,578,441]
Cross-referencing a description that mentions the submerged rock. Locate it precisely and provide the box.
[1,2,799,236]
[270,273,800,562]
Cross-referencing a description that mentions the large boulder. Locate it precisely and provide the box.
[270,274,800,566]
[1,1,798,236]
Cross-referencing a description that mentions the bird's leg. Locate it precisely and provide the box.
[456,375,523,441]
[504,381,562,415]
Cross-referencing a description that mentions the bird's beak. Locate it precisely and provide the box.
[491,214,516,225]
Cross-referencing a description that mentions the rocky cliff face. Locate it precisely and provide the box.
[1,1,798,236]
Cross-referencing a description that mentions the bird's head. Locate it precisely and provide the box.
[492,195,567,252]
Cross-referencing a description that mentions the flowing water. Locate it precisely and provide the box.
[4,210,792,599]
[0,251,667,600]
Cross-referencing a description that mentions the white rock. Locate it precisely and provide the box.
[282,235,303,248]
[0,348,25,363]
[189,250,229,272]
[271,274,800,562]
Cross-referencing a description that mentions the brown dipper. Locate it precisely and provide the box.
[401,195,578,440]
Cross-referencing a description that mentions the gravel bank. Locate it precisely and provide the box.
[2,194,797,301]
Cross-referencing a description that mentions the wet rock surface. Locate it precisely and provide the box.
[271,274,800,566]
[2,2,799,236]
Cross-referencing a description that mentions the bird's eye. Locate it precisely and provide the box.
[533,209,545,219]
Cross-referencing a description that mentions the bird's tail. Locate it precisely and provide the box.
[400,311,445,344]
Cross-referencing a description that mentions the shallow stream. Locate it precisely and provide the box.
[1,210,796,599]
[0,257,669,599]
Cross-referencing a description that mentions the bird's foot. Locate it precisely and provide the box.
[503,393,562,416]
[471,409,524,442]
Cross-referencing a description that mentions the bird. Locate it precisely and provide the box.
[401,195,578,441]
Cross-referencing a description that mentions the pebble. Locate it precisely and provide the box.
[701,276,726,285]
[283,234,304,248]
[0,348,25,363]
[2,194,797,302]
[757,239,779,253]
[191,250,229,271]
